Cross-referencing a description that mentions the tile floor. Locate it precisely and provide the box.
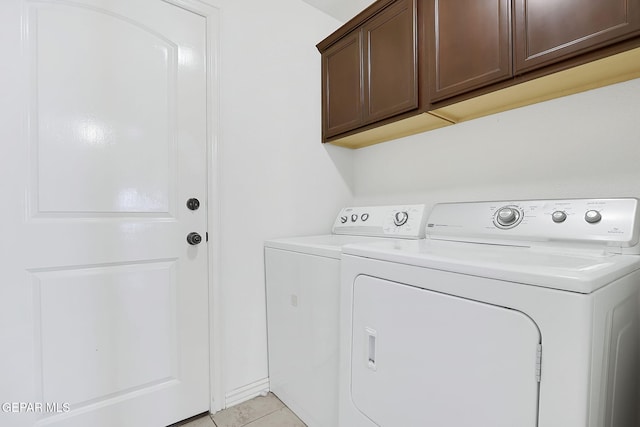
[178,393,306,427]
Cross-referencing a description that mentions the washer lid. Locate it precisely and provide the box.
[342,239,640,293]
[264,234,384,259]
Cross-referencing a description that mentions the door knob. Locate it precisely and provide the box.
[186,232,202,245]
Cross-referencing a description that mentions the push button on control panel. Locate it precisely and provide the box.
[339,212,372,224]
[333,204,427,239]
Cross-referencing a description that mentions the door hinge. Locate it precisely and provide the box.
[206,232,209,242]
[535,344,542,383]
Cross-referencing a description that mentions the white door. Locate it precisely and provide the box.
[0,1,209,426]
[350,275,541,427]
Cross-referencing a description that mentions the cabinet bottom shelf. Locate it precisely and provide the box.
[329,46,640,149]
[328,112,453,149]
[433,46,640,124]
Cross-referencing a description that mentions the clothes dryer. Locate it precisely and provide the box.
[264,204,427,427]
[339,198,640,427]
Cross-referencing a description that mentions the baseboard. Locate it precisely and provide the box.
[224,377,270,408]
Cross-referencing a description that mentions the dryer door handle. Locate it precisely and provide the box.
[366,327,377,371]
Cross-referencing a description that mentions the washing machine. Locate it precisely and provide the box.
[264,204,427,427]
[339,198,640,427]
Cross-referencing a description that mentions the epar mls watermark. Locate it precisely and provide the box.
[2,402,70,413]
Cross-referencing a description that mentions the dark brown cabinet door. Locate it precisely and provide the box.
[363,0,418,124]
[514,0,640,73]
[429,0,512,102]
[322,31,363,139]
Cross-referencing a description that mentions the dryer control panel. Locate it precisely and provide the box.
[333,204,427,239]
[426,198,640,252]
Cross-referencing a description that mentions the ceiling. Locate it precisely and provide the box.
[301,0,376,22]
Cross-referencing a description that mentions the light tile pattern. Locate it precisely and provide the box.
[243,407,306,427]
[180,393,306,427]
[179,415,216,427]
[211,393,284,427]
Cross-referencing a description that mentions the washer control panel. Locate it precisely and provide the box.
[333,204,427,239]
[427,198,640,250]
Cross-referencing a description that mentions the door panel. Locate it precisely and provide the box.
[351,275,540,427]
[429,0,512,102]
[363,0,418,123]
[33,4,177,215]
[35,262,177,405]
[1,1,208,426]
[514,0,640,72]
[323,31,363,139]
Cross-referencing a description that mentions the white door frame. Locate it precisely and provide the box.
[163,0,224,414]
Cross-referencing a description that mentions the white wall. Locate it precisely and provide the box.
[300,0,375,21]
[213,0,353,405]
[352,78,640,211]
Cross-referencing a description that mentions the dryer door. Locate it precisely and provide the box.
[351,275,541,427]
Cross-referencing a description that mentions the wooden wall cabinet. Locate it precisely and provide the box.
[318,0,640,148]
[318,0,450,145]
[322,32,363,137]
[514,0,640,73]
[363,0,418,124]
[430,0,640,102]
[428,0,512,102]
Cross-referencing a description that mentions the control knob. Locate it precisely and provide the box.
[495,206,521,228]
[493,206,524,228]
[340,216,348,224]
[585,210,602,224]
[393,211,409,226]
[551,211,567,223]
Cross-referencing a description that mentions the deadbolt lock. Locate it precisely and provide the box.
[186,198,200,211]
